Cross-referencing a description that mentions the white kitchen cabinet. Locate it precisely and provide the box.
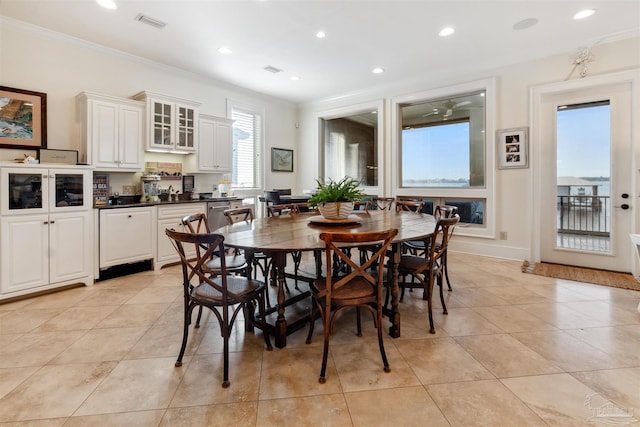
[155,203,206,270]
[0,165,93,298]
[77,92,144,171]
[99,206,155,268]
[190,114,234,173]
[133,91,200,153]
[1,211,92,295]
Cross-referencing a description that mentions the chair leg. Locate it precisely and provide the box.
[443,250,453,291]
[176,302,195,367]
[319,311,331,384]
[356,307,362,337]
[427,278,435,334]
[222,328,230,388]
[438,274,448,315]
[306,297,317,344]
[195,306,203,328]
[258,290,273,351]
[376,309,390,373]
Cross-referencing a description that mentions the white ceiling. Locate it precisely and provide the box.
[1,0,639,104]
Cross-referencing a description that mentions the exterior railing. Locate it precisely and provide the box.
[557,195,610,236]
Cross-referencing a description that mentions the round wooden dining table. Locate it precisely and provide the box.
[214,209,436,348]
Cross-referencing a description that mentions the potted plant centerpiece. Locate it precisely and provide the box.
[308,177,364,220]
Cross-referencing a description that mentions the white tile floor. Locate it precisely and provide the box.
[0,252,638,426]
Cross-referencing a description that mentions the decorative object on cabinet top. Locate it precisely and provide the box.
[145,161,182,179]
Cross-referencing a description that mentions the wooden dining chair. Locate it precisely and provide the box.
[221,207,276,303]
[266,203,299,217]
[181,213,248,276]
[306,228,398,383]
[395,198,423,212]
[397,214,459,333]
[404,204,459,291]
[375,197,395,211]
[165,229,272,388]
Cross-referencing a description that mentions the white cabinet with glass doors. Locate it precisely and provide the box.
[133,91,200,153]
[0,165,93,298]
[77,92,145,171]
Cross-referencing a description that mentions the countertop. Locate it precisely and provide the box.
[95,197,244,209]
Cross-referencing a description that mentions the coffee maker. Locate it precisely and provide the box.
[141,172,161,202]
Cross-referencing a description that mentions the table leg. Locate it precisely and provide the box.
[272,252,288,348]
[387,243,401,338]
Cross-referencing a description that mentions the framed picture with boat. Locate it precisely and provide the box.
[497,127,528,169]
[0,86,47,150]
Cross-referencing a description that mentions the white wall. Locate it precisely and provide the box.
[2,18,638,260]
[297,37,640,260]
[0,18,298,194]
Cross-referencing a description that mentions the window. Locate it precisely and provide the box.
[392,78,495,237]
[323,115,377,186]
[229,103,263,189]
[316,100,384,195]
[400,90,486,189]
[402,121,470,187]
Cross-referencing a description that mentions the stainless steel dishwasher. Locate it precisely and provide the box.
[207,200,231,231]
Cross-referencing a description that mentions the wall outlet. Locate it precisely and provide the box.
[499,231,508,240]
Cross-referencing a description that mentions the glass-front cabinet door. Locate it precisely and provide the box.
[152,100,173,149]
[176,104,196,151]
[2,168,47,215]
[1,167,91,215]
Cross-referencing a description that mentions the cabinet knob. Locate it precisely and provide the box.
[50,220,55,224]
[128,215,132,218]
[43,221,49,225]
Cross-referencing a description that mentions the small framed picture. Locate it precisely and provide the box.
[497,127,528,169]
[271,147,293,172]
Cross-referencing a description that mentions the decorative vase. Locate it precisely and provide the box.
[318,202,354,220]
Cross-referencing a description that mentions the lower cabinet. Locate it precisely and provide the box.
[99,207,155,269]
[1,211,92,296]
[156,203,205,270]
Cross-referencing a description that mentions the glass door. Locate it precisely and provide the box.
[50,169,90,211]
[539,83,633,272]
[1,168,48,215]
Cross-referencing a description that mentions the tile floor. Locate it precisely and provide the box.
[0,252,639,426]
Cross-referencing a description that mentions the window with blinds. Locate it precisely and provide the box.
[231,107,262,188]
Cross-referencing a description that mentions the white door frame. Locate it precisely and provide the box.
[529,69,640,276]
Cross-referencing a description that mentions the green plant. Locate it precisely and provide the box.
[308,177,364,205]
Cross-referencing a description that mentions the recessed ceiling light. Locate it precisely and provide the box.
[290,76,300,81]
[316,31,326,39]
[513,18,539,30]
[438,27,455,37]
[574,9,595,20]
[96,0,117,10]
[217,47,232,55]
[372,67,384,74]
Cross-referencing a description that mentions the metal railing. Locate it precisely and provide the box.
[557,195,610,236]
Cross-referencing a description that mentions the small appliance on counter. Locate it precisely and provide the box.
[141,172,161,202]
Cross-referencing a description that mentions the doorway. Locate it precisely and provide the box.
[531,72,637,273]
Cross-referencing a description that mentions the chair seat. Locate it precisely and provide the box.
[192,275,264,304]
[206,254,247,271]
[398,254,429,272]
[311,276,375,304]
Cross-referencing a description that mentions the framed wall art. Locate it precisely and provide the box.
[0,86,47,150]
[497,127,528,169]
[271,147,293,172]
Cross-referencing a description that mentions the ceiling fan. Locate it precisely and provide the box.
[443,100,471,117]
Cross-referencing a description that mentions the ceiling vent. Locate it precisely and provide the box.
[135,14,167,29]
[263,65,282,74]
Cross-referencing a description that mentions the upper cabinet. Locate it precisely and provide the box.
[191,114,234,173]
[133,91,200,153]
[77,92,145,171]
